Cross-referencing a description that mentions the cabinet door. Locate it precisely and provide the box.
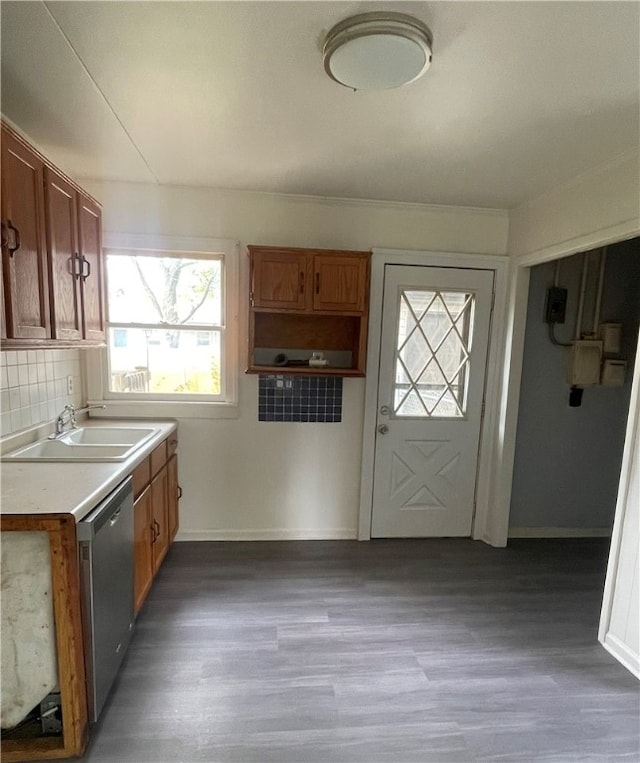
[151,465,169,575]
[0,271,6,339]
[77,193,105,341]
[167,454,180,543]
[44,167,82,340]
[1,128,50,339]
[133,486,154,614]
[251,248,308,310]
[312,254,368,313]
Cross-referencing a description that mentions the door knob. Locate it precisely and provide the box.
[377,424,389,435]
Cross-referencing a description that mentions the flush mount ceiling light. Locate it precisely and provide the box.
[323,12,433,91]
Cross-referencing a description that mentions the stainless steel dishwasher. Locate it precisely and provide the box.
[77,477,135,721]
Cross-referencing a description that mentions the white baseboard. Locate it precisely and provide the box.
[602,633,640,679]
[508,527,611,538]
[175,529,358,541]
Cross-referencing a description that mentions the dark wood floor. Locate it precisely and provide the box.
[81,539,639,763]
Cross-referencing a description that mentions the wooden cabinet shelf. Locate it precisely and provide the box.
[247,246,371,376]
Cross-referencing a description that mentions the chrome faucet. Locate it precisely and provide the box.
[49,404,106,439]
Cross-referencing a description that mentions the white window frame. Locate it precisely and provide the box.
[85,233,239,419]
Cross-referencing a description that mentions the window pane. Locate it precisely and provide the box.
[393,289,474,418]
[108,328,221,395]
[107,254,222,325]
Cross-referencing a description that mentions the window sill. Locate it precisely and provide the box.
[86,400,239,420]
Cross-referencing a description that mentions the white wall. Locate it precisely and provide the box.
[508,150,640,260]
[82,180,509,539]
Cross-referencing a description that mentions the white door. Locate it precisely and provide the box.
[371,265,494,537]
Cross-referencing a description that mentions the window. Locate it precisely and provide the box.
[89,235,238,417]
[393,289,474,418]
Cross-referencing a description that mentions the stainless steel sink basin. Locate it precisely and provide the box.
[3,427,159,462]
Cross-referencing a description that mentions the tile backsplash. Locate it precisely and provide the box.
[0,350,83,437]
[259,374,343,423]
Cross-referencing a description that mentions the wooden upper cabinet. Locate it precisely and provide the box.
[45,167,82,341]
[1,126,50,339]
[247,245,371,376]
[0,271,6,340]
[1,121,105,348]
[77,193,105,342]
[249,246,370,314]
[250,248,307,310]
[312,253,368,313]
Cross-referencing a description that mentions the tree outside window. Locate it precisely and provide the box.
[106,250,224,397]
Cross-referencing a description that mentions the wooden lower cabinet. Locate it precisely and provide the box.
[133,486,153,614]
[132,434,180,614]
[167,454,179,542]
[0,431,179,761]
[151,466,169,575]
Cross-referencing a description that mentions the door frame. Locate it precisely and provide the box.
[358,249,509,542]
[486,220,640,548]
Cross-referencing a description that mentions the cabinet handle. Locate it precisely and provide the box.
[68,255,80,279]
[81,255,91,281]
[154,519,161,538]
[299,271,304,294]
[177,485,183,500]
[6,221,20,256]
[150,522,157,544]
[315,272,320,294]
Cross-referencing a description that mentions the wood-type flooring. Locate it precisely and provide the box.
[80,539,639,762]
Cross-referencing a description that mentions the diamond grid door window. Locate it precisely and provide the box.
[393,289,475,418]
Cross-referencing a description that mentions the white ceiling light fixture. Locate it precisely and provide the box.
[323,12,433,91]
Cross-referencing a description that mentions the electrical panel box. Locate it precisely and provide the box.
[544,287,568,324]
[567,340,602,386]
[601,359,626,387]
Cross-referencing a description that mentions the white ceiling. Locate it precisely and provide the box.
[1,1,638,209]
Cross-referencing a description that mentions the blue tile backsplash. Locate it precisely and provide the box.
[258,375,343,423]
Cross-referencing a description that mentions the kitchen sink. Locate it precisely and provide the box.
[3,427,159,462]
[62,427,156,446]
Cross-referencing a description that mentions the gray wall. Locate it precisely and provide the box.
[509,238,640,531]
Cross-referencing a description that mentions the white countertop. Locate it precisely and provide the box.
[0,420,177,521]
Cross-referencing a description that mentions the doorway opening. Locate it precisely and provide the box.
[509,237,640,538]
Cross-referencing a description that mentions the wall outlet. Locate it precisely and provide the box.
[66,375,74,395]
